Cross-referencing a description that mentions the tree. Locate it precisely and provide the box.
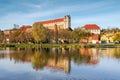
[0,31,4,43]
[9,29,21,43]
[54,24,58,44]
[58,29,72,43]
[32,23,48,44]
[17,29,33,43]
[71,27,90,43]
[58,29,71,39]
[47,29,54,43]
[114,32,120,42]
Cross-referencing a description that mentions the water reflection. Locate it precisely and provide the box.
[100,48,120,59]
[0,47,120,74]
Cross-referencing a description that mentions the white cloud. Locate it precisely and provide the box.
[0,0,119,30]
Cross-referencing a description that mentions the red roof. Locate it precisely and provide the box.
[35,18,64,24]
[20,25,32,31]
[84,24,100,30]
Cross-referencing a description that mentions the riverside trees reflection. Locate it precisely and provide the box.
[0,47,120,74]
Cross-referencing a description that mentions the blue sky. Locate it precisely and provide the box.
[0,0,120,30]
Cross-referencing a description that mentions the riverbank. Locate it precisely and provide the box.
[0,43,120,48]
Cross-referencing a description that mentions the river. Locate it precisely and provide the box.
[0,47,120,80]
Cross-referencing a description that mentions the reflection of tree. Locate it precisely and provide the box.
[114,48,120,59]
[47,48,71,74]
[0,48,71,73]
[54,48,58,64]
[31,49,49,70]
[0,53,6,59]
[101,48,120,59]
[0,48,33,63]
[70,48,100,65]
[7,48,33,63]
[70,48,91,65]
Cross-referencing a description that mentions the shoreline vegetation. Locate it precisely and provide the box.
[0,43,120,48]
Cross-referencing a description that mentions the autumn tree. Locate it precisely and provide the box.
[58,29,72,43]
[47,29,54,43]
[71,27,90,43]
[0,31,4,43]
[58,29,71,39]
[114,32,120,43]
[54,24,58,44]
[9,29,21,43]
[17,29,33,43]
[32,23,48,44]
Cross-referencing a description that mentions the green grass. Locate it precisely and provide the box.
[0,43,120,48]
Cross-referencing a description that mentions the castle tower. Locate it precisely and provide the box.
[64,15,71,29]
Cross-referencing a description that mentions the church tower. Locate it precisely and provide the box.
[64,15,71,29]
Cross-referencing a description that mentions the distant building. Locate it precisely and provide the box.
[20,25,32,33]
[3,29,19,43]
[83,24,101,44]
[84,24,100,34]
[34,15,71,30]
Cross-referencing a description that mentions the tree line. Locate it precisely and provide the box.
[0,23,120,44]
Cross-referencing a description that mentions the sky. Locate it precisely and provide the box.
[0,0,120,30]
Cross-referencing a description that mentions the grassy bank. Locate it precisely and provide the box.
[0,43,120,48]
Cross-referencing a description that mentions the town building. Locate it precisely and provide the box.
[34,15,71,30]
[3,29,19,43]
[83,24,101,44]
[20,25,32,33]
[84,24,100,34]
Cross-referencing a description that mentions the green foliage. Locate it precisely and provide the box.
[58,29,72,40]
[54,24,58,44]
[114,32,120,42]
[9,29,21,43]
[32,51,48,70]
[71,27,90,42]
[101,28,120,35]
[0,31,4,43]
[32,23,48,43]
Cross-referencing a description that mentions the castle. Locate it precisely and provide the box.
[34,15,71,30]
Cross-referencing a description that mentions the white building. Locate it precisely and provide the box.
[83,24,101,44]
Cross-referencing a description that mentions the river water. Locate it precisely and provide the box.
[0,47,120,80]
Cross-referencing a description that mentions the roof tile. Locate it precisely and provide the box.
[84,24,100,30]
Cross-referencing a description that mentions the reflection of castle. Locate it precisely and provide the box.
[46,57,70,74]
[45,48,70,74]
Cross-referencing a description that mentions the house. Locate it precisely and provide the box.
[83,24,101,44]
[20,25,32,33]
[84,24,100,34]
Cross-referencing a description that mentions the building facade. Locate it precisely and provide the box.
[83,24,101,44]
[20,25,32,33]
[34,15,71,30]
[84,24,100,34]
